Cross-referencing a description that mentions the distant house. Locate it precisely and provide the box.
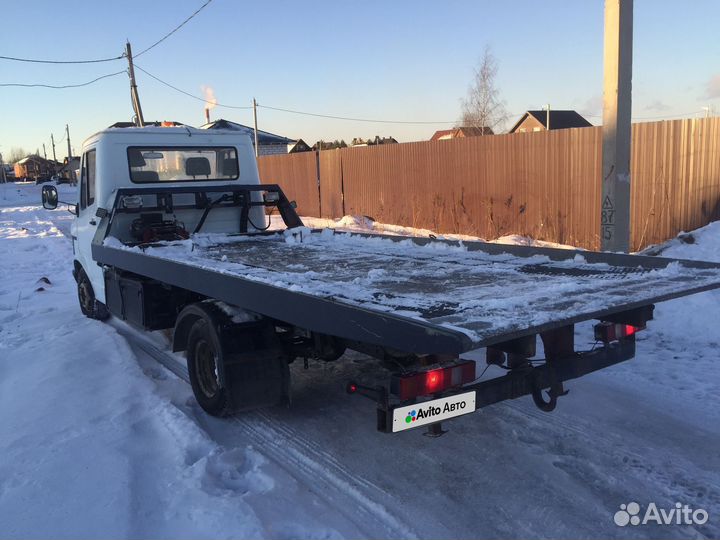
[14,155,55,181]
[350,135,398,147]
[288,139,312,153]
[313,140,347,151]
[509,110,592,133]
[430,126,493,140]
[372,135,398,145]
[59,156,81,183]
[200,118,296,156]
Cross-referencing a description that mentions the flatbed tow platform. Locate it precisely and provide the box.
[86,184,720,432]
[96,222,720,354]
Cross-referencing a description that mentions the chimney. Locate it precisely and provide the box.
[205,107,210,124]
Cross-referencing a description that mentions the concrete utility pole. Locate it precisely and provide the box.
[65,125,72,161]
[546,104,551,130]
[252,98,259,158]
[601,0,633,252]
[65,124,76,184]
[50,133,57,162]
[42,143,47,160]
[125,42,145,127]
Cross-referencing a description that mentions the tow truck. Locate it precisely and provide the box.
[41,126,720,435]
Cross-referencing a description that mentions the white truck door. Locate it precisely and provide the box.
[75,149,105,303]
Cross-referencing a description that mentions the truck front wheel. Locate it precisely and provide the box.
[77,268,109,321]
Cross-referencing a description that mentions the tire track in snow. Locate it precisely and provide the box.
[231,414,418,539]
[499,390,720,538]
[116,325,417,539]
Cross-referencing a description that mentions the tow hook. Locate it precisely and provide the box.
[531,369,569,412]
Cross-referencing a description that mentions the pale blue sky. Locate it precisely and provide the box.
[1,0,718,159]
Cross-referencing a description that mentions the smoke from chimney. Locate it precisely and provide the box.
[201,85,217,124]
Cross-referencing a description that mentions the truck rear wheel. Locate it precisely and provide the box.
[181,304,290,417]
[77,268,109,321]
[186,318,231,416]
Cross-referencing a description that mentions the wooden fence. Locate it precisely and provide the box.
[257,117,720,251]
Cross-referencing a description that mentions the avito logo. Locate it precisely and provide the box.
[392,391,476,433]
[405,401,468,424]
[613,502,709,527]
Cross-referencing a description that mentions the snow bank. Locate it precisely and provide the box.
[291,214,578,249]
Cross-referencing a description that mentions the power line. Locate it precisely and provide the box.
[0,70,126,89]
[258,104,456,125]
[134,0,214,58]
[135,64,457,123]
[134,63,252,109]
[0,53,124,64]
[0,0,212,65]
[134,64,713,127]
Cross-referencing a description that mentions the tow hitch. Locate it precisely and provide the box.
[348,329,641,435]
[531,372,568,412]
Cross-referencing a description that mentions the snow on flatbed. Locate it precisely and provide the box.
[107,227,720,349]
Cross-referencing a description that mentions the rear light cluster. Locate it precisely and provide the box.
[390,360,475,400]
[594,321,645,343]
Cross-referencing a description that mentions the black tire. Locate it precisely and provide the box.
[186,318,232,417]
[77,268,110,320]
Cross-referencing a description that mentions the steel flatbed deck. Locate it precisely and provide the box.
[93,220,720,355]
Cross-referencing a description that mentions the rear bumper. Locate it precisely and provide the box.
[377,337,636,433]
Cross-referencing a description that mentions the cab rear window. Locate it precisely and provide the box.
[127,147,239,183]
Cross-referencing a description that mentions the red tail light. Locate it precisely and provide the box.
[391,360,475,400]
[594,321,645,343]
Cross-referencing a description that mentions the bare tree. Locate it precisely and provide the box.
[6,147,29,163]
[459,46,509,133]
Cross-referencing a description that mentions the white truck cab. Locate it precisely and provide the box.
[56,126,262,311]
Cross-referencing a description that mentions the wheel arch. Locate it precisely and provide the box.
[72,260,83,282]
[172,301,252,353]
[173,302,220,353]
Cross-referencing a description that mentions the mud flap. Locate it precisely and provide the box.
[223,348,290,412]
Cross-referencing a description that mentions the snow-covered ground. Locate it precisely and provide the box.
[1,181,718,539]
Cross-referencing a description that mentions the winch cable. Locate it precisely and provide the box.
[193,194,231,234]
[247,207,275,232]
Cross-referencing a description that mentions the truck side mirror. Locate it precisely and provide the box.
[42,185,58,210]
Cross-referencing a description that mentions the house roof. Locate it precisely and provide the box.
[199,119,295,145]
[288,139,311,153]
[17,155,50,165]
[430,126,493,140]
[509,110,592,133]
[430,129,455,140]
[457,126,493,137]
